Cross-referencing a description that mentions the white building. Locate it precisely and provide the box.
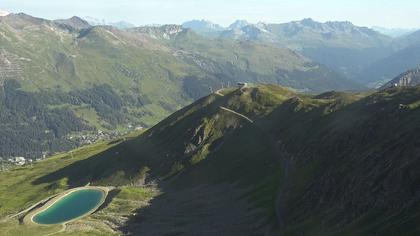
[14,157,26,165]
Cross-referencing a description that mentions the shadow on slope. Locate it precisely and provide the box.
[31,86,291,234]
[119,120,283,235]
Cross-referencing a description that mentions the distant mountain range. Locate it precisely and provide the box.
[182,18,420,87]
[1,13,420,159]
[0,13,359,158]
[83,16,136,29]
[183,18,394,79]
[3,13,420,88]
[357,30,420,87]
[181,19,224,37]
[5,13,419,87]
[393,29,420,49]
[372,26,417,37]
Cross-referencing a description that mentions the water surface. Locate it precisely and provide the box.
[32,189,104,224]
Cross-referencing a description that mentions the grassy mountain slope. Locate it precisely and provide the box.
[1,84,419,235]
[0,13,361,158]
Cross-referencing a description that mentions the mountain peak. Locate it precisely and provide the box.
[109,21,135,29]
[54,16,91,30]
[228,20,251,29]
[68,16,91,27]
[301,18,316,24]
[182,19,224,33]
[4,12,47,25]
[325,20,355,29]
[82,16,135,29]
[296,18,325,29]
[69,16,86,23]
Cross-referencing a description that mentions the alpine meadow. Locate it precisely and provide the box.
[0,1,420,235]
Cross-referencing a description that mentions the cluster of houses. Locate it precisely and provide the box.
[1,125,145,169]
[6,156,32,166]
[1,152,47,170]
[68,125,143,145]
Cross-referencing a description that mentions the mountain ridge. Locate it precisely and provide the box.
[54,16,91,31]
[83,16,136,29]
[0,13,360,159]
[216,18,394,79]
[1,84,419,235]
[381,67,420,88]
[181,19,225,37]
[373,26,417,37]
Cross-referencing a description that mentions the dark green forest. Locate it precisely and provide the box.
[0,80,152,158]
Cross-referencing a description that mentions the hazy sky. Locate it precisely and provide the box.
[2,0,420,28]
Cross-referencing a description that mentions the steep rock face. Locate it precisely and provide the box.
[131,24,184,39]
[381,67,420,88]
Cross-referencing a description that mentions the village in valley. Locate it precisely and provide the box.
[0,124,144,170]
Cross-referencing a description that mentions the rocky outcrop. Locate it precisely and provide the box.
[130,25,184,39]
[381,67,420,88]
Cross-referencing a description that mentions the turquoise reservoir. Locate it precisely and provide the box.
[32,189,104,224]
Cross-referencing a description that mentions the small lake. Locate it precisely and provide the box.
[32,189,105,224]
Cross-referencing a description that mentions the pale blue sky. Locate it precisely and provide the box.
[1,0,420,28]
